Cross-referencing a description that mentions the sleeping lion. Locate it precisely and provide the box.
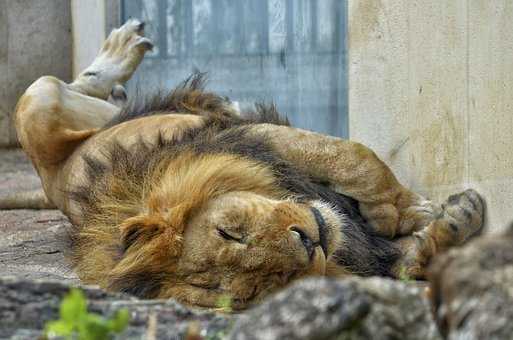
[11,20,484,309]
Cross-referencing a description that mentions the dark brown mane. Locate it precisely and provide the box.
[105,73,290,128]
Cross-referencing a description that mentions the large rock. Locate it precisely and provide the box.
[428,224,513,340]
[230,277,441,340]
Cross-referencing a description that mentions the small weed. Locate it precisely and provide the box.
[398,265,412,282]
[44,288,130,340]
[215,294,233,313]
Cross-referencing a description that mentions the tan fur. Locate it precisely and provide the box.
[11,20,485,309]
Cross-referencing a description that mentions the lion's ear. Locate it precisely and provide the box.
[119,215,166,252]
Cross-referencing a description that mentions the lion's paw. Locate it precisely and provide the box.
[440,189,485,242]
[414,189,485,251]
[73,19,153,99]
[398,198,440,235]
[97,18,154,81]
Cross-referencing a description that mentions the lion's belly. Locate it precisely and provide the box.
[54,114,207,222]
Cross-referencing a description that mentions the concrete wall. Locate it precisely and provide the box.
[71,0,120,77]
[71,0,107,77]
[0,0,72,147]
[348,0,513,232]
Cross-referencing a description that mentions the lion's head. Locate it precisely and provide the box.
[73,148,343,309]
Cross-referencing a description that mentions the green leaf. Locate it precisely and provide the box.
[216,295,233,313]
[60,288,88,324]
[107,309,130,333]
[398,265,412,282]
[45,320,73,337]
[44,288,129,340]
[78,313,110,340]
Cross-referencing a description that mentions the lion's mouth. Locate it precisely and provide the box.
[311,207,329,258]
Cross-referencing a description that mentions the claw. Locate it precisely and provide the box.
[136,21,146,33]
[123,18,145,33]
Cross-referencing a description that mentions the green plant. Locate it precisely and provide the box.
[45,288,130,340]
[398,265,412,282]
[215,294,233,313]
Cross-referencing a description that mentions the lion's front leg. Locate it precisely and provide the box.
[393,189,485,278]
[249,124,442,238]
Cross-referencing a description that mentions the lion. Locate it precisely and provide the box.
[8,20,484,309]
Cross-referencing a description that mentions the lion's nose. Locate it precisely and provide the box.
[289,226,315,260]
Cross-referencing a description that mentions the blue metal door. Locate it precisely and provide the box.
[122,0,347,137]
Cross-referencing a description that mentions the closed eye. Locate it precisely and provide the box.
[217,228,243,243]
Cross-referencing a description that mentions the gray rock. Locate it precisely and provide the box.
[229,277,441,340]
[428,224,513,340]
[0,277,232,339]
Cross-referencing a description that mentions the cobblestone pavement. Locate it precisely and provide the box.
[0,149,76,282]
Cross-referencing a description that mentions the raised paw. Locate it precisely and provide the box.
[97,18,154,82]
[70,19,154,99]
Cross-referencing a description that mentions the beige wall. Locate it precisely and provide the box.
[0,0,72,147]
[349,0,513,232]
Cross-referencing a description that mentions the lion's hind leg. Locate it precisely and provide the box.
[392,189,485,278]
[9,19,153,210]
[16,19,153,168]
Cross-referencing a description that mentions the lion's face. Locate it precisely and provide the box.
[97,153,342,309]
[156,191,342,309]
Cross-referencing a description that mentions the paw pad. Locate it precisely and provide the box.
[440,189,485,241]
